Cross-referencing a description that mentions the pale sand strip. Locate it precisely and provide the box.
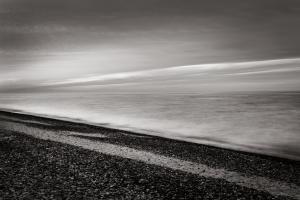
[1,121,299,199]
[67,132,107,138]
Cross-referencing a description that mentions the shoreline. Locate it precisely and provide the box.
[0,110,299,199]
[0,108,299,161]
[0,110,299,177]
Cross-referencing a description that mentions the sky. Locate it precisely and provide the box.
[1,0,300,93]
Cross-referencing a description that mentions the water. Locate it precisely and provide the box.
[1,92,300,160]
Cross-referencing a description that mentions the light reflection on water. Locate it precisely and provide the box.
[1,92,300,160]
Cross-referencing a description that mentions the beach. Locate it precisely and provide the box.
[0,110,299,199]
[2,0,300,199]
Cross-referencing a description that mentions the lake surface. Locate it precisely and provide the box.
[1,92,299,160]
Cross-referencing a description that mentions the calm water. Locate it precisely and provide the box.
[1,92,300,160]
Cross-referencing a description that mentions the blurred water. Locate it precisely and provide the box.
[1,92,300,160]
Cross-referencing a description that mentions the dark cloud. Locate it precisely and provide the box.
[1,0,300,54]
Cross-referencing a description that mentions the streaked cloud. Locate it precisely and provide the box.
[225,67,300,76]
[43,58,300,87]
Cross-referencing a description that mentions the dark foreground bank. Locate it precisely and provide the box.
[0,110,299,199]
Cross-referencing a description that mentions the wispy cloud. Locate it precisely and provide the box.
[225,67,300,76]
[44,58,300,86]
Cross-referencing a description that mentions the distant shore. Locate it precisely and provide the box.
[0,110,299,199]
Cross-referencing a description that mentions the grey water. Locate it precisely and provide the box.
[1,91,300,160]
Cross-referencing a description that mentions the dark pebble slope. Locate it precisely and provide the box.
[0,130,293,200]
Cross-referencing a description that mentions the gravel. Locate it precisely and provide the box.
[0,130,293,200]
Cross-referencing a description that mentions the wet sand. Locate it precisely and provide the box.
[0,110,299,199]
